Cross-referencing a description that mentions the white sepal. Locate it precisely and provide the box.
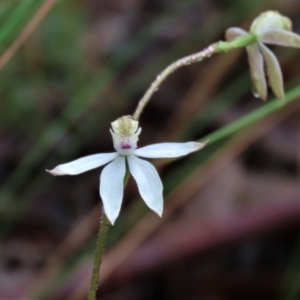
[127,155,163,217]
[225,27,248,42]
[100,156,126,224]
[47,153,118,176]
[258,42,285,100]
[246,43,267,100]
[134,141,207,158]
[259,28,300,48]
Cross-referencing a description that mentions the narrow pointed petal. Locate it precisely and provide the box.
[127,155,163,217]
[259,29,300,48]
[100,156,126,224]
[47,152,118,176]
[246,44,267,100]
[225,27,248,42]
[258,42,285,100]
[134,141,208,159]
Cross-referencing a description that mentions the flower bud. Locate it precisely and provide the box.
[250,11,292,34]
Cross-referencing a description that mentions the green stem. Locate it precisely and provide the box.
[88,169,130,300]
[200,85,300,144]
[216,33,256,52]
[88,208,110,300]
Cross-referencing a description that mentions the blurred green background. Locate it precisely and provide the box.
[0,0,300,299]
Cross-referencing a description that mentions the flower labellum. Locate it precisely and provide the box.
[47,116,208,224]
[226,11,300,101]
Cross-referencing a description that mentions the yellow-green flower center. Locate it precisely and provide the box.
[111,115,138,136]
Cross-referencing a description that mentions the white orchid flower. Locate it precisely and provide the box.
[47,116,207,224]
[226,11,300,101]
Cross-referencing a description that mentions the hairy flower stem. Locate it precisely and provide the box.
[88,208,110,300]
[133,34,258,120]
[88,169,130,300]
[133,43,218,120]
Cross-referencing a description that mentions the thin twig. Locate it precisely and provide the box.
[0,0,57,71]
[132,43,218,120]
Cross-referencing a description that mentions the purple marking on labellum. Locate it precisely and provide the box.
[121,144,131,149]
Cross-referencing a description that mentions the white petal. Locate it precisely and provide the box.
[127,155,163,217]
[259,29,300,48]
[225,27,248,42]
[133,141,208,158]
[47,153,118,176]
[100,156,126,224]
